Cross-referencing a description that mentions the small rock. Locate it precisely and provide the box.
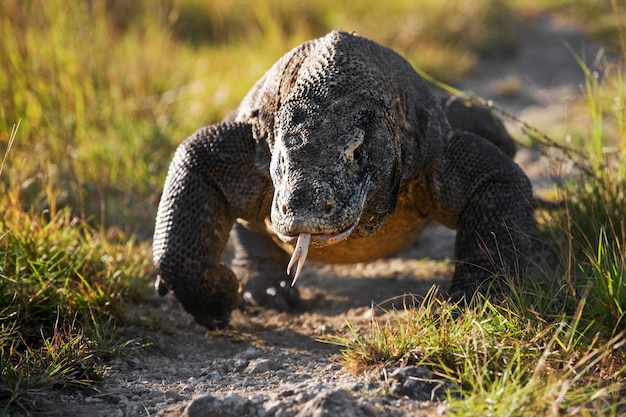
[296,389,376,417]
[263,399,287,416]
[293,392,314,404]
[351,381,380,394]
[233,358,249,371]
[388,366,445,401]
[149,388,164,399]
[235,347,260,359]
[278,389,295,398]
[165,390,182,402]
[318,324,333,333]
[184,394,259,417]
[245,358,281,374]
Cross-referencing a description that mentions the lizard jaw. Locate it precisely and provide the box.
[277,219,359,247]
[279,220,359,286]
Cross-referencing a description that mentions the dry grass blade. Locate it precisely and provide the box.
[0,120,18,177]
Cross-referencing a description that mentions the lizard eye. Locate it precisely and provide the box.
[350,142,364,164]
[345,129,365,171]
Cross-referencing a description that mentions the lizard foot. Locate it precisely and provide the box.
[233,261,303,313]
[156,263,240,330]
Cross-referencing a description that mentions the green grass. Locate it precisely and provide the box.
[327,289,625,415]
[542,36,626,338]
[0,189,151,410]
[1,0,625,414]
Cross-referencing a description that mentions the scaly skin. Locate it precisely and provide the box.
[153,31,534,329]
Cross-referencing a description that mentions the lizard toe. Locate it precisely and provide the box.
[241,276,303,313]
[241,280,302,311]
[232,259,304,313]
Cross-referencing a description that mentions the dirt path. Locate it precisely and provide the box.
[11,15,600,417]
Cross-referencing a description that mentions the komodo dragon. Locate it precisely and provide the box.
[153,30,534,329]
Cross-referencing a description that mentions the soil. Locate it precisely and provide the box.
[9,14,601,417]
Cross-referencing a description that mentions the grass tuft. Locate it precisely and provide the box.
[0,191,151,411]
[325,288,626,416]
[1,321,101,410]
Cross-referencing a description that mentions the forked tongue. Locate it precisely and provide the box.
[287,233,311,287]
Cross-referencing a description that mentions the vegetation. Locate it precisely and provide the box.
[329,288,625,416]
[0,0,624,414]
[0,190,152,409]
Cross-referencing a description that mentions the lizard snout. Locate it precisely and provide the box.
[272,182,339,234]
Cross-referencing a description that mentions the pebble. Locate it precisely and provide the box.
[184,394,258,417]
[387,366,445,402]
[182,384,195,392]
[149,388,164,399]
[206,370,221,382]
[296,388,377,417]
[245,357,282,374]
[236,347,260,359]
[233,358,249,371]
[164,390,182,402]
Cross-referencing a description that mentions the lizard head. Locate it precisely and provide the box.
[265,30,447,283]
[270,93,402,250]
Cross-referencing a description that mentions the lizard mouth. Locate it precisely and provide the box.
[276,220,359,287]
[276,220,358,247]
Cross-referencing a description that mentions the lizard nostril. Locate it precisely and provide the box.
[281,204,288,215]
[324,201,334,215]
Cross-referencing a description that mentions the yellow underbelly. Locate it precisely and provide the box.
[306,213,428,263]
[269,196,431,264]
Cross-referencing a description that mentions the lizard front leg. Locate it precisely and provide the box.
[153,123,271,329]
[433,131,534,300]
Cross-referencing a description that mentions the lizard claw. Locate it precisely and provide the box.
[287,233,311,286]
